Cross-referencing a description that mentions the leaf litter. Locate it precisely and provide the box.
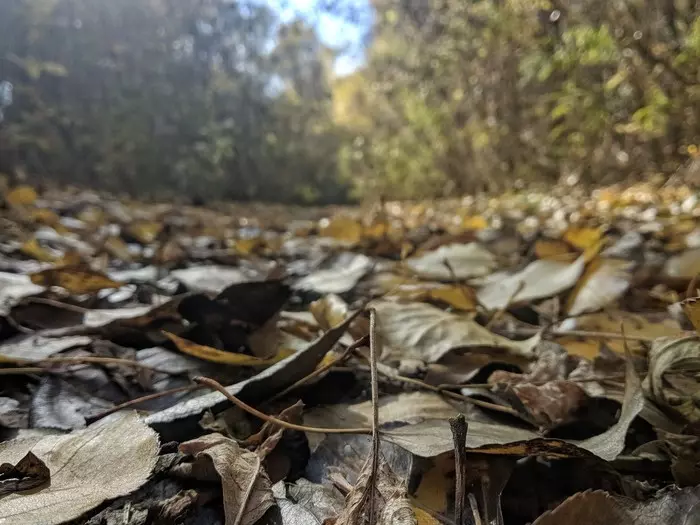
[2,184,700,523]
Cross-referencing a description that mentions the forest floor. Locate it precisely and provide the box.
[1,181,700,524]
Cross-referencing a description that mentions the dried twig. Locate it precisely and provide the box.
[449,414,469,525]
[86,384,202,423]
[193,376,372,435]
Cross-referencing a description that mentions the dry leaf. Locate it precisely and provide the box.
[532,487,700,525]
[0,451,50,496]
[179,433,274,525]
[6,185,38,206]
[477,256,586,310]
[19,238,56,263]
[643,336,700,423]
[164,331,292,366]
[566,258,633,315]
[30,265,124,294]
[405,243,496,281]
[319,217,364,245]
[294,253,373,294]
[373,300,539,362]
[171,265,252,294]
[0,411,158,525]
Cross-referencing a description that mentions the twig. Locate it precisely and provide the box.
[267,335,369,403]
[353,352,523,418]
[485,280,524,329]
[450,414,469,525]
[85,384,202,423]
[468,493,483,525]
[367,308,380,524]
[34,355,183,376]
[0,367,49,375]
[506,327,654,342]
[193,376,371,435]
[22,296,90,313]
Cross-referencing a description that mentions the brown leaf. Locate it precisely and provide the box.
[179,433,274,525]
[532,487,700,525]
[0,451,50,496]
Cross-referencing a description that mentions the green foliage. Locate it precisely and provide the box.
[0,0,346,203]
[2,0,700,202]
[335,0,700,197]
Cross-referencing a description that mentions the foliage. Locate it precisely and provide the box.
[335,0,700,197]
[0,0,346,203]
[1,0,700,200]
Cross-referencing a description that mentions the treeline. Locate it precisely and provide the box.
[1,0,700,202]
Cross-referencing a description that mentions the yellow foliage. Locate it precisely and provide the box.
[6,185,38,206]
[30,265,124,293]
[20,238,56,262]
[319,216,363,245]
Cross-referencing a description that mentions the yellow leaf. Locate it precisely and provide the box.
[77,206,105,226]
[127,221,162,244]
[103,236,132,261]
[6,185,38,206]
[30,266,124,294]
[319,216,363,245]
[427,286,477,311]
[28,208,60,226]
[164,332,293,366]
[234,237,263,255]
[534,239,577,261]
[563,226,604,251]
[20,238,56,262]
[413,506,440,525]
[461,215,488,230]
[55,249,84,267]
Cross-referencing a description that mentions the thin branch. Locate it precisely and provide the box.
[193,376,371,435]
[367,308,380,524]
[507,327,654,342]
[85,384,202,423]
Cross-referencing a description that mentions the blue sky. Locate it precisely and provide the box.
[270,0,372,75]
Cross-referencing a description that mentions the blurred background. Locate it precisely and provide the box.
[0,0,699,204]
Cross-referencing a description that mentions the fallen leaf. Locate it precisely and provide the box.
[373,300,539,362]
[274,478,345,524]
[19,238,56,263]
[319,217,364,245]
[532,486,700,525]
[566,258,633,316]
[663,248,700,279]
[5,185,38,206]
[294,253,373,294]
[30,265,124,294]
[405,243,496,281]
[164,331,292,366]
[382,353,642,461]
[0,411,158,525]
[179,433,274,525]
[0,451,50,496]
[477,256,586,310]
[147,311,361,440]
[643,336,700,423]
[563,226,604,251]
[171,265,252,294]
[0,272,45,315]
[0,334,91,361]
[534,238,577,261]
